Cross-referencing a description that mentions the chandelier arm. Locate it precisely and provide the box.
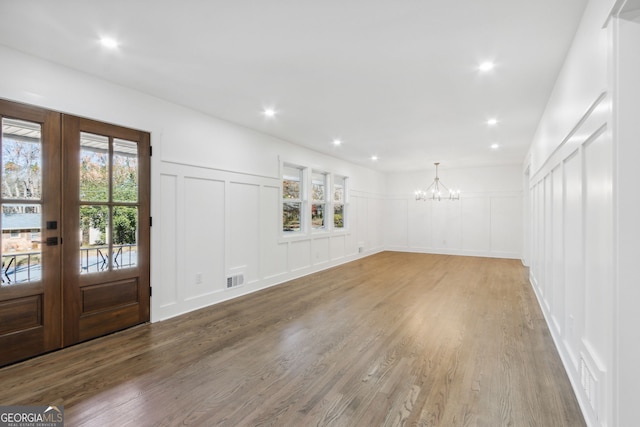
[438,181,451,193]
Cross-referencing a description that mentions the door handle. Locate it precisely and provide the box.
[46,237,59,246]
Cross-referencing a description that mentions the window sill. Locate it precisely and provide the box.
[278,229,350,244]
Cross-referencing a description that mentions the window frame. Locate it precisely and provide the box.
[280,161,349,239]
[281,163,306,235]
[332,175,347,232]
[311,170,328,232]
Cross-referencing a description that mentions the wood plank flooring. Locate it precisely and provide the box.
[0,252,585,426]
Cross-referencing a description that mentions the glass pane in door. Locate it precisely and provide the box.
[1,204,42,284]
[80,132,109,202]
[1,118,43,285]
[80,205,109,273]
[112,206,137,269]
[2,118,42,200]
[113,139,138,203]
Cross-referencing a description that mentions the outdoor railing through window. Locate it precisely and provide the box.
[81,244,138,273]
[0,244,138,283]
[1,251,40,284]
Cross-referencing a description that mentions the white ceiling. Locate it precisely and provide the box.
[0,0,587,172]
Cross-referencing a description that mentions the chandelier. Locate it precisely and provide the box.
[415,162,460,201]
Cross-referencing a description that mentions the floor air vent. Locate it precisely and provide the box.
[226,274,244,289]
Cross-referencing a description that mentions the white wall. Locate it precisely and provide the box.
[524,0,640,425]
[611,4,640,426]
[385,165,522,259]
[0,45,386,322]
[528,0,611,174]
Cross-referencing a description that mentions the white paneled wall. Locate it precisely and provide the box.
[155,161,385,321]
[522,1,640,424]
[613,11,640,426]
[386,165,522,259]
[528,92,612,426]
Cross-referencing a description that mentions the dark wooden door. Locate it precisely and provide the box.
[61,115,150,346]
[0,99,62,365]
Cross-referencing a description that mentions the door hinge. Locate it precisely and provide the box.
[149,287,152,297]
[150,216,152,227]
[150,146,152,156]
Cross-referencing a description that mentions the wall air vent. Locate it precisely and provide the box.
[580,356,598,418]
[226,274,245,289]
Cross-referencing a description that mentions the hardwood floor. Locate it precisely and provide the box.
[0,252,585,426]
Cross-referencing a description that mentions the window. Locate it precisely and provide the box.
[79,133,140,272]
[282,165,303,232]
[311,171,327,230]
[333,176,346,229]
[281,162,348,236]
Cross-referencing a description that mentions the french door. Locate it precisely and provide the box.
[61,115,150,346]
[0,99,150,366]
[0,100,62,366]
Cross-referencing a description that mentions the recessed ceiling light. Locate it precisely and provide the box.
[487,118,498,126]
[478,61,495,72]
[263,108,277,118]
[333,139,342,146]
[490,143,500,150]
[371,155,378,161]
[99,37,119,49]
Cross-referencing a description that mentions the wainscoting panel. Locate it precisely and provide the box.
[229,182,260,284]
[159,174,178,311]
[563,148,583,367]
[260,185,288,280]
[461,197,490,253]
[183,177,226,299]
[289,240,312,272]
[490,196,522,256]
[551,166,564,334]
[329,234,346,260]
[386,197,409,248]
[408,198,432,249]
[311,237,330,266]
[583,127,612,372]
[432,199,462,251]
